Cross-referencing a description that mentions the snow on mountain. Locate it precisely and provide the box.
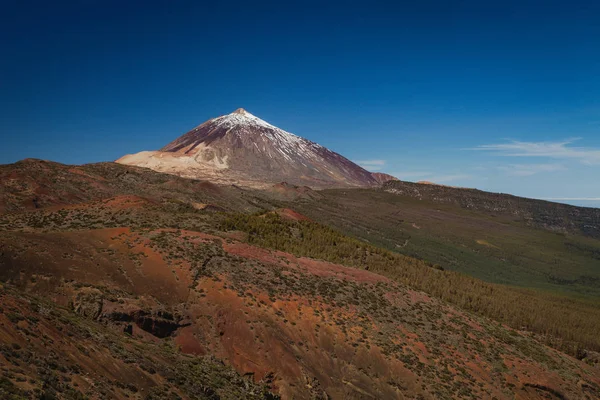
[117,108,381,188]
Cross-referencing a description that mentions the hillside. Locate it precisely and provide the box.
[0,159,599,399]
[288,187,600,298]
[383,180,600,238]
[0,158,270,215]
[0,284,276,399]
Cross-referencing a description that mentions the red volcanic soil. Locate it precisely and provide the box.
[0,290,162,397]
[1,201,599,399]
[274,208,311,221]
[45,195,151,212]
[0,283,274,399]
[222,241,387,284]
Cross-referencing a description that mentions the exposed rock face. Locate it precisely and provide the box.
[69,286,188,338]
[106,310,188,338]
[72,288,104,319]
[117,108,379,188]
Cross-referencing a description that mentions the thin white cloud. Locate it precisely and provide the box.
[468,138,600,165]
[497,163,566,176]
[356,159,386,171]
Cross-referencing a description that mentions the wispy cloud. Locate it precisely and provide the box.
[356,159,386,171]
[468,138,600,165]
[497,163,566,176]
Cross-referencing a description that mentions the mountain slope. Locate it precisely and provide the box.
[2,160,600,398]
[1,192,599,399]
[0,158,270,214]
[383,179,600,238]
[0,285,276,399]
[287,185,600,298]
[117,108,379,188]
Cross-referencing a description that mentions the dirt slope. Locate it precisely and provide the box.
[1,200,599,399]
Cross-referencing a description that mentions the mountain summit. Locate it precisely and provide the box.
[117,109,386,188]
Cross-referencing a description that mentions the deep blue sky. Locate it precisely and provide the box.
[2,1,599,206]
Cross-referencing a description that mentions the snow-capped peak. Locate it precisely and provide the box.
[122,108,379,188]
[204,108,326,157]
[208,108,279,131]
[231,107,251,116]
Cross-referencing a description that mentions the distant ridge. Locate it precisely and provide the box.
[371,172,399,184]
[383,179,600,237]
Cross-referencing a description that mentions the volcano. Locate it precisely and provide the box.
[117,108,383,188]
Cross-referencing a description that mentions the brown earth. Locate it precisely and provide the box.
[370,172,398,185]
[0,159,599,399]
[1,199,599,399]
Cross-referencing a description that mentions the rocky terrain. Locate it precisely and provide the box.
[117,109,383,189]
[0,159,599,399]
